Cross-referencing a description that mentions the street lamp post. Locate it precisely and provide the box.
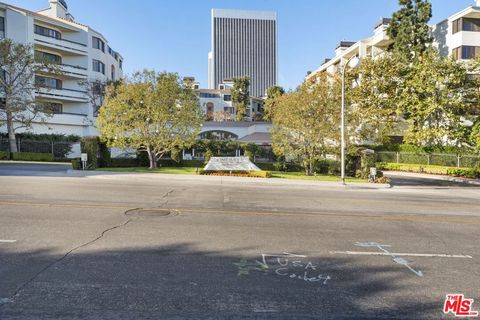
[341,55,360,185]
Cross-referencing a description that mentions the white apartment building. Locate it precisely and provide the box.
[197,80,264,122]
[306,18,393,81]
[183,78,271,145]
[308,0,480,81]
[0,0,123,138]
[433,0,480,61]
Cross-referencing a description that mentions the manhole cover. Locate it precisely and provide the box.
[125,208,176,217]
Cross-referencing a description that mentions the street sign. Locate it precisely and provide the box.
[81,153,88,171]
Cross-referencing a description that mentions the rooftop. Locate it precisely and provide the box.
[336,41,356,49]
[212,8,277,20]
[374,17,391,30]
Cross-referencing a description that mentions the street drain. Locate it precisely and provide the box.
[125,208,177,217]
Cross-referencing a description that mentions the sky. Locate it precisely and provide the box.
[7,0,476,90]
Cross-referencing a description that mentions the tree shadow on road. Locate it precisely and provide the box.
[0,243,440,319]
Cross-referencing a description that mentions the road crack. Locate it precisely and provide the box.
[3,218,133,304]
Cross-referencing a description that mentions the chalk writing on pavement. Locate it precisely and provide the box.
[234,252,331,285]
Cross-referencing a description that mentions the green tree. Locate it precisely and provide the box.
[387,0,433,60]
[471,121,480,153]
[0,39,59,153]
[350,54,404,144]
[231,76,250,121]
[263,85,285,121]
[398,51,475,146]
[271,75,341,176]
[97,71,203,169]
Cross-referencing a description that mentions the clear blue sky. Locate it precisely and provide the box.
[8,0,475,90]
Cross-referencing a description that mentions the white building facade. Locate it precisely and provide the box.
[432,0,480,61]
[306,18,393,81]
[197,78,264,122]
[308,0,480,80]
[0,0,123,138]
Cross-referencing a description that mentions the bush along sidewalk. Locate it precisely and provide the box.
[377,162,480,179]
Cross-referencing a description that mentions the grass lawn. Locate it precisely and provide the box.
[98,167,199,175]
[98,166,368,183]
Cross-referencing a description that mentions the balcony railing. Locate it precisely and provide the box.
[61,63,87,71]
[34,34,88,55]
[36,87,88,102]
[34,31,86,47]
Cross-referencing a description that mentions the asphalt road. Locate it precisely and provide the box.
[0,163,479,319]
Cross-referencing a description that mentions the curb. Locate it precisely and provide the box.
[0,160,71,166]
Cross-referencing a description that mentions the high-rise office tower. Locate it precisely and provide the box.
[208,9,277,98]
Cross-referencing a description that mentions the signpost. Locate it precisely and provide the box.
[369,167,377,182]
[81,153,88,171]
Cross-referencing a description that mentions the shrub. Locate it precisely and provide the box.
[71,159,82,170]
[137,151,150,167]
[171,148,182,163]
[273,160,287,172]
[359,151,376,179]
[12,152,54,162]
[199,170,272,178]
[108,158,139,168]
[80,137,99,169]
[204,150,214,164]
[98,141,111,168]
[447,168,480,179]
[377,162,480,178]
[80,137,111,169]
[257,163,275,171]
[0,151,8,160]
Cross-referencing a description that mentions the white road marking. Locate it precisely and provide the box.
[330,251,473,259]
[0,298,13,304]
[0,240,16,243]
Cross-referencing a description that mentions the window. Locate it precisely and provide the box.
[35,76,62,89]
[92,36,105,52]
[34,24,61,39]
[0,98,5,110]
[224,107,234,114]
[199,92,219,98]
[463,46,477,59]
[453,18,461,34]
[0,17,4,39]
[453,18,480,34]
[223,94,231,101]
[39,102,63,114]
[111,65,115,81]
[206,102,214,116]
[92,60,105,74]
[199,130,238,141]
[463,18,480,32]
[452,46,480,60]
[35,51,62,64]
[108,46,119,60]
[119,59,123,70]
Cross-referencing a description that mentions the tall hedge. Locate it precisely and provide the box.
[80,137,99,169]
[80,137,111,169]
